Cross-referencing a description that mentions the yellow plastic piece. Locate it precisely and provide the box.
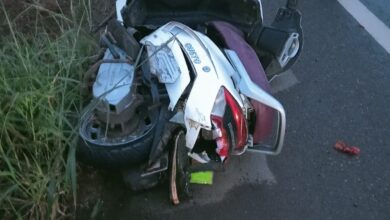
[190,171,214,185]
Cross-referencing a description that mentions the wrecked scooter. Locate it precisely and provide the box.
[77,0,303,204]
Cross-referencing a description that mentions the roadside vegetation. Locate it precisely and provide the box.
[0,0,98,218]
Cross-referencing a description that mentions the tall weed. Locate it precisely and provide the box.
[0,0,97,218]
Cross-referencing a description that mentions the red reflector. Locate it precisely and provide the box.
[224,89,248,150]
[211,115,229,161]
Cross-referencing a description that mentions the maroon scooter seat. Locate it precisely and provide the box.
[208,21,274,143]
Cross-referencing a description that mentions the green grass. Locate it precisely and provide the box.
[0,1,97,219]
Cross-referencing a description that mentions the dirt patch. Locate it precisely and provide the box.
[1,0,66,36]
[0,0,115,37]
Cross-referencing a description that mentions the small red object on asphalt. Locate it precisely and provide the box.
[334,140,360,155]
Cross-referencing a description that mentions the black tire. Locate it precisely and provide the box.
[76,127,155,169]
[77,82,161,169]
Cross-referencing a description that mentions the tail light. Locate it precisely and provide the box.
[224,89,248,150]
[211,115,229,161]
[211,87,248,161]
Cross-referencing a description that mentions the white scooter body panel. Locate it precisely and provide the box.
[141,22,244,149]
[141,22,278,150]
[141,27,191,111]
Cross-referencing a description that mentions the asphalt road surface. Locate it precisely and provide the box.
[80,0,390,219]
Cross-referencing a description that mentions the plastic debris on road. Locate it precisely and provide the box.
[190,171,214,185]
[334,140,361,155]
